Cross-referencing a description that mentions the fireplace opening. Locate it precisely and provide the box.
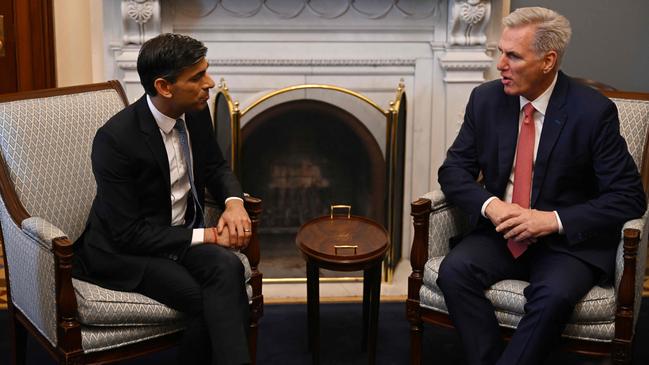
[241,99,385,278]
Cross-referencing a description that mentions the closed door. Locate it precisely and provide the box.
[0,0,56,94]
[0,1,17,93]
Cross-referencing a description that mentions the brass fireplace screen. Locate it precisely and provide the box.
[212,81,406,282]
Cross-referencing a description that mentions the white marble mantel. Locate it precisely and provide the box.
[102,0,507,258]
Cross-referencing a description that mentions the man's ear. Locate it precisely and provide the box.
[154,78,173,99]
[542,50,558,74]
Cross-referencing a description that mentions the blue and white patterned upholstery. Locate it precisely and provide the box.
[0,86,255,353]
[419,95,649,343]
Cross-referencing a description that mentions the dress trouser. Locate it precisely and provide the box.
[136,244,250,365]
[436,229,599,365]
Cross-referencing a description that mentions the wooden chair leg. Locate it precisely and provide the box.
[10,314,27,365]
[409,320,423,365]
[612,339,632,365]
[249,320,258,365]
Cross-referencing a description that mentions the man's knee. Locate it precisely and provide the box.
[197,245,245,281]
[437,251,473,292]
[524,283,577,317]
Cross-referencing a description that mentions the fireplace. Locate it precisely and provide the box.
[213,83,406,279]
[241,99,386,278]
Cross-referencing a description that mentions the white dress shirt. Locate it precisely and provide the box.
[481,74,564,233]
[147,96,241,244]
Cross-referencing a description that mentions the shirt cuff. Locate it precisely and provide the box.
[481,197,497,218]
[225,197,244,205]
[190,228,205,246]
[553,211,564,234]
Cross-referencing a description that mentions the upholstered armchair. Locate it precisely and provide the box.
[0,82,263,364]
[407,91,649,364]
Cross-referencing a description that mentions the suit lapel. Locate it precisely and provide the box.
[135,96,171,194]
[497,96,520,196]
[531,72,569,206]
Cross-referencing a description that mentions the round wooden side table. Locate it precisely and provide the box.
[296,206,389,365]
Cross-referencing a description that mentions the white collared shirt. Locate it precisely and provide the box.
[146,96,207,244]
[481,74,564,233]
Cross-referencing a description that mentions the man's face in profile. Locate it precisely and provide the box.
[167,57,215,113]
[497,25,554,101]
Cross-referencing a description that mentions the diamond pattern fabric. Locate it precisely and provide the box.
[21,216,66,249]
[421,191,469,258]
[81,323,185,353]
[0,199,58,347]
[73,279,185,326]
[0,90,125,242]
[613,97,649,171]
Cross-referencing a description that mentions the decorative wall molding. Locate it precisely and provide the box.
[174,0,441,20]
[122,0,160,45]
[449,0,491,46]
[117,58,417,70]
[438,51,492,81]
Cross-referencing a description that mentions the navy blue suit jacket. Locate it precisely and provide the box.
[438,72,646,277]
[73,96,243,291]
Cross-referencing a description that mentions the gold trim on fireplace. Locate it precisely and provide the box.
[264,277,363,284]
[240,84,388,117]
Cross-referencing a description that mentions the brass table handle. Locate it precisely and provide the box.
[330,204,351,219]
[334,244,358,255]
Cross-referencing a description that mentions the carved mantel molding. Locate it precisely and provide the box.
[171,0,441,20]
[122,0,160,45]
[449,0,492,46]
[116,58,418,71]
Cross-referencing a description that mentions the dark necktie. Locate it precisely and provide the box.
[174,118,204,228]
[507,103,535,258]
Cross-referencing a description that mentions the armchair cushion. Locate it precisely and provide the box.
[74,252,253,327]
[420,256,618,341]
[73,279,185,327]
[81,323,184,354]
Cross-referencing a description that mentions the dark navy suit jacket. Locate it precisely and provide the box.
[438,71,646,278]
[73,96,243,291]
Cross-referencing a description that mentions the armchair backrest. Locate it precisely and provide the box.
[604,91,649,191]
[0,82,127,241]
[0,83,127,346]
[603,91,649,329]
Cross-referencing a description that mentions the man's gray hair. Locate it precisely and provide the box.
[503,7,572,63]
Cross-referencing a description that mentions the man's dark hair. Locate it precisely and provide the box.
[137,33,207,96]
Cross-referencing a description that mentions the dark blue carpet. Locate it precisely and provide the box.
[1,299,648,364]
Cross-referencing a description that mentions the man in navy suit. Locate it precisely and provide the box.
[74,34,252,364]
[436,7,646,365]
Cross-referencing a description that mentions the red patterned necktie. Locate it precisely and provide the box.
[507,103,536,258]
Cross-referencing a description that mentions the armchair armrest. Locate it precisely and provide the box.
[241,195,264,332]
[21,216,67,250]
[421,190,470,258]
[613,208,649,346]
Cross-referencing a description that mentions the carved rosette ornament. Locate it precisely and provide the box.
[122,0,161,45]
[449,0,491,46]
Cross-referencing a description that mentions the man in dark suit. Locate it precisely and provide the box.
[74,33,252,364]
[436,7,646,365]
